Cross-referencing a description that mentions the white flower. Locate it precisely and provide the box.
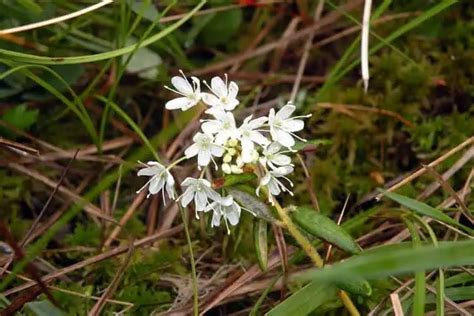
[256,166,294,203]
[201,110,240,145]
[136,161,175,200]
[205,195,241,234]
[185,132,225,168]
[180,177,220,218]
[164,70,201,111]
[268,102,310,148]
[202,74,239,112]
[260,142,293,170]
[239,115,270,163]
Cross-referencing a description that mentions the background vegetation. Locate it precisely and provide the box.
[0,0,473,315]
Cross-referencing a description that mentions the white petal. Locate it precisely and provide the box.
[212,211,222,227]
[165,97,192,110]
[137,166,160,177]
[228,81,239,99]
[241,139,254,163]
[275,129,295,148]
[211,145,225,157]
[211,76,227,97]
[276,104,296,120]
[250,131,270,146]
[248,116,267,129]
[272,154,292,166]
[202,120,222,135]
[202,93,220,106]
[185,143,199,159]
[195,191,207,211]
[171,76,193,95]
[220,195,234,206]
[181,188,194,207]
[268,180,281,195]
[148,177,164,195]
[225,204,241,226]
[224,98,239,111]
[282,119,304,132]
[260,173,272,186]
[181,177,196,186]
[198,150,211,166]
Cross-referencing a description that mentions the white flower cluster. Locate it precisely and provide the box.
[136,72,310,233]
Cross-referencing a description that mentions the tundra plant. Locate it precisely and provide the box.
[137,72,310,233]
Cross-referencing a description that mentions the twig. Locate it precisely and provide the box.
[389,293,404,316]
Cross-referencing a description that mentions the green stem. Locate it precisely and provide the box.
[179,205,199,316]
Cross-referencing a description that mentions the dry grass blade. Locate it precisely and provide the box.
[389,293,404,316]
[88,240,135,315]
[2,225,182,297]
[376,136,474,199]
[0,137,39,156]
[7,162,116,223]
[422,164,473,224]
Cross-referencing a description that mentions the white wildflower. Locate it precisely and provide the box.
[256,166,294,203]
[164,70,202,111]
[201,110,240,145]
[239,115,270,163]
[180,177,220,218]
[206,195,241,234]
[136,161,175,200]
[202,74,239,112]
[185,132,225,168]
[260,142,293,170]
[268,102,310,148]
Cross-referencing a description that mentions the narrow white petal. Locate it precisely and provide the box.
[171,76,193,95]
[202,93,220,107]
[282,119,304,132]
[198,150,211,166]
[165,97,192,110]
[195,191,208,211]
[211,145,225,157]
[148,177,164,195]
[275,129,295,148]
[137,166,160,177]
[184,143,199,159]
[276,104,296,120]
[212,210,222,227]
[248,116,267,129]
[225,204,241,226]
[250,131,270,146]
[181,188,194,207]
[272,154,292,166]
[202,120,222,135]
[211,76,226,97]
[228,81,239,99]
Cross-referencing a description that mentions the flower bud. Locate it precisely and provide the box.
[235,156,244,168]
[222,163,232,174]
[231,165,243,174]
[223,154,232,163]
[228,139,238,147]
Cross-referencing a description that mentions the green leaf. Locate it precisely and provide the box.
[266,281,337,316]
[200,9,242,46]
[293,139,331,151]
[0,104,38,138]
[335,278,372,297]
[25,300,65,316]
[297,240,474,284]
[228,188,274,222]
[126,0,159,21]
[380,190,473,234]
[124,38,162,79]
[219,173,257,188]
[254,219,268,271]
[291,206,361,254]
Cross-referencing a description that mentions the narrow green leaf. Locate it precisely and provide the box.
[297,240,474,284]
[436,269,445,316]
[254,219,268,271]
[266,281,337,316]
[0,1,205,65]
[380,190,473,234]
[291,206,361,254]
[228,188,274,222]
[336,278,372,297]
[219,173,257,188]
[405,219,425,316]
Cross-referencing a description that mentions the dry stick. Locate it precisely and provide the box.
[375,136,474,200]
[7,162,116,223]
[389,293,404,316]
[103,191,146,247]
[418,146,474,200]
[422,164,474,224]
[0,0,113,34]
[290,0,324,102]
[21,150,79,247]
[325,195,350,262]
[0,137,39,156]
[2,225,182,297]
[88,240,135,315]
